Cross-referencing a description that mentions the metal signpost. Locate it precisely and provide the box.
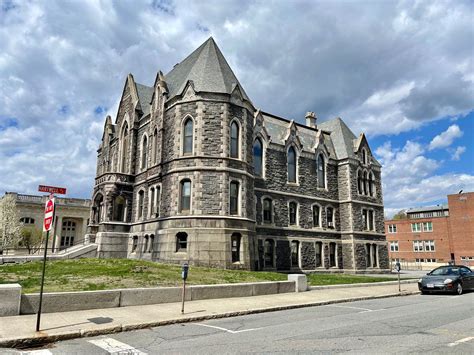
[36,185,66,332]
[181,263,189,314]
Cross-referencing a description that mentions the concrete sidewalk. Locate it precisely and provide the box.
[0,283,419,349]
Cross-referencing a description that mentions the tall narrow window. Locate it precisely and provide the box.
[312,205,320,227]
[287,147,296,183]
[153,128,158,164]
[362,209,368,230]
[263,198,272,223]
[317,154,325,188]
[366,243,372,266]
[230,181,239,215]
[264,239,275,268]
[368,172,374,196]
[315,242,322,267]
[156,185,161,216]
[329,242,337,267]
[253,138,263,177]
[368,210,375,231]
[143,235,149,253]
[327,207,334,228]
[183,118,193,155]
[358,170,363,194]
[289,202,297,225]
[149,187,155,217]
[230,121,239,158]
[149,235,154,253]
[363,171,368,195]
[180,180,191,212]
[231,233,241,263]
[113,195,125,221]
[131,236,138,253]
[291,241,299,267]
[141,135,148,169]
[121,123,129,173]
[138,190,144,219]
[362,149,367,165]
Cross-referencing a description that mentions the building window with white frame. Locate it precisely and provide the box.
[327,207,334,228]
[179,179,191,212]
[137,190,145,220]
[422,221,433,232]
[363,209,375,231]
[390,241,399,252]
[253,138,263,177]
[20,217,35,225]
[230,121,239,158]
[424,240,435,251]
[413,240,423,252]
[229,181,240,215]
[287,147,297,183]
[149,187,155,218]
[289,201,298,226]
[183,117,193,155]
[388,224,397,233]
[263,198,272,223]
[312,204,321,227]
[411,223,422,232]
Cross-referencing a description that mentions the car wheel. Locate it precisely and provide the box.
[456,283,463,295]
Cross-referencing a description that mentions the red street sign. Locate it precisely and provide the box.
[43,198,55,232]
[38,185,67,195]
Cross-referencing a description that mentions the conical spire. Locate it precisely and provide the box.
[165,37,250,101]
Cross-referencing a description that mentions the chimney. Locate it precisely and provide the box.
[305,112,317,128]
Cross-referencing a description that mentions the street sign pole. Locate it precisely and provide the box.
[36,194,56,332]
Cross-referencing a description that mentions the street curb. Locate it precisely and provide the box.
[308,279,418,290]
[1,290,420,349]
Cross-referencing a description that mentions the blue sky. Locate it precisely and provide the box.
[0,0,473,217]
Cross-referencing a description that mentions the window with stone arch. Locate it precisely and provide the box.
[113,195,126,222]
[179,179,191,212]
[253,138,264,177]
[287,146,297,183]
[137,190,145,220]
[262,197,273,224]
[288,201,298,226]
[357,169,363,195]
[362,148,368,165]
[312,203,321,228]
[317,153,326,189]
[363,170,368,195]
[141,134,148,170]
[120,121,129,173]
[229,180,240,215]
[230,120,240,159]
[369,171,375,197]
[182,117,194,155]
[153,128,158,164]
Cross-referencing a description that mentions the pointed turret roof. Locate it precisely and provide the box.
[318,117,357,160]
[164,37,250,101]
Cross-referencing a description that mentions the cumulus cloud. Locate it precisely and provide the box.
[428,124,463,150]
[451,146,466,161]
[0,0,473,198]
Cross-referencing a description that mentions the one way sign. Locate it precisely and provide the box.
[43,198,55,232]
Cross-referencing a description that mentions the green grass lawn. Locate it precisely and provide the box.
[0,258,397,293]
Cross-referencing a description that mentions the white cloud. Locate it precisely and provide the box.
[451,146,466,161]
[428,124,463,150]
[0,0,473,199]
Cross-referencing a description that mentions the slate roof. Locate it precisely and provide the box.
[135,83,154,117]
[164,37,250,101]
[407,205,449,213]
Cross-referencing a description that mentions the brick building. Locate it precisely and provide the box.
[87,37,389,272]
[386,192,474,268]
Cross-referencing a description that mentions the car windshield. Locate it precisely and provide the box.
[430,267,460,276]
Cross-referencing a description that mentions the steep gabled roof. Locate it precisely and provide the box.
[318,117,357,160]
[164,37,250,101]
[135,83,153,117]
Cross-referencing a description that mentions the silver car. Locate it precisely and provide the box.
[418,265,474,295]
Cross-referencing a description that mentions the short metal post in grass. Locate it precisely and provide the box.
[181,263,189,314]
[395,261,401,293]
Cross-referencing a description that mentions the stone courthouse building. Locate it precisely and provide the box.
[88,38,389,272]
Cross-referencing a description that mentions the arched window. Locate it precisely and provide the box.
[113,195,125,221]
[176,232,188,252]
[180,179,191,212]
[291,240,299,267]
[263,198,272,223]
[230,181,240,215]
[153,128,158,164]
[183,117,193,155]
[329,242,337,267]
[315,242,323,267]
[363,171,368,195]
[317,154,325,188]
[357,170,363,194]
[156,185,161,216]
[138,190,145,219]
[231,233,241,263]
[149,187,155,217]
[362,149,367,165]
[264,239,275,268]
[141,135,148,169]
[143,235,149,253]
[120,122,129,173]
[289,201,297,226]
[253,138,263,177]
[230,121,239,158]
[287,147,297,183]
[131,236,138,253]
[312,205,320,227]
[369,172,375,197]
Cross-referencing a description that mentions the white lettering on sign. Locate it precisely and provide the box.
[43,198,55,232]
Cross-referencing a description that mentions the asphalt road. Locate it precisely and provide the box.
[8,293,474,354]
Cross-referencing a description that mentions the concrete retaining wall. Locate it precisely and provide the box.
[18,280,296,315]
[0,244,98,264]
[0,284,21,316]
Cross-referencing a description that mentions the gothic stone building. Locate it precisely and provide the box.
[88,37,389,273]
